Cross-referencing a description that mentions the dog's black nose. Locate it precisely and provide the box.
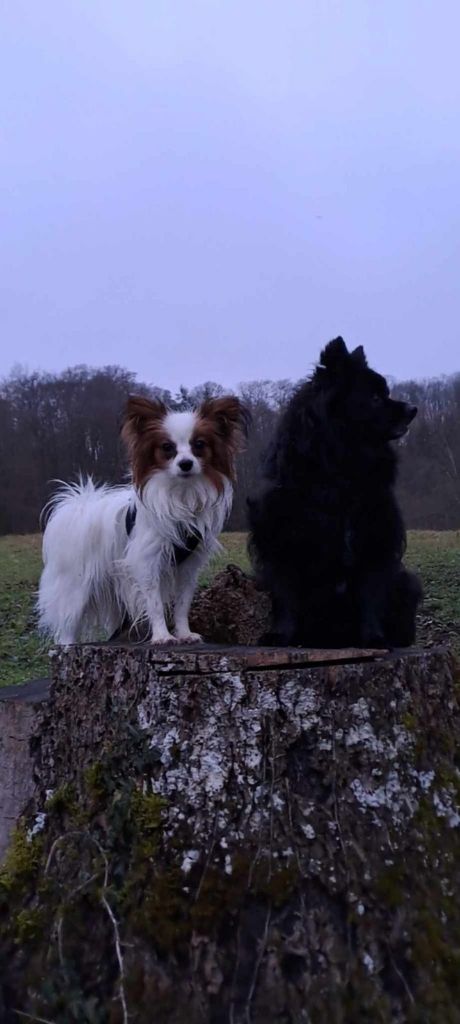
[178,459,193,473]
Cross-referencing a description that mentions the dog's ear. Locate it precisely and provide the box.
[350,345,368,368]
[198,396,251,449]
[319,337,349,373]
[121,395,167,448]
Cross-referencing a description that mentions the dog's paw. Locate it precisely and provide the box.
[360,630,385,647]
[175,631,203,644]
[360,630,386,649]
[150,633,178,646]
[259,631,290,647]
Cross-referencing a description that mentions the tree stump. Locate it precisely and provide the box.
[1,641,459,1023]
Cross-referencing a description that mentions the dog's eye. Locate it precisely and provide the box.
[161,442,175,457]
[193,439,206,453]
[372,394,382,405]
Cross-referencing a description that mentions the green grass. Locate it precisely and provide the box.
[405,531,460,623]
[200,531,251,583]
[1,531,459,688]
[0,535,46,688]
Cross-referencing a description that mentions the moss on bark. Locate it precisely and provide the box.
[0,645,459,1023]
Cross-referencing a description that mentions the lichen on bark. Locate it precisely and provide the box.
[0,644,459,1023]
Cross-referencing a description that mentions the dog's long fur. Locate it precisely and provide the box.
[38,395,249,645]
[248,337,422,648]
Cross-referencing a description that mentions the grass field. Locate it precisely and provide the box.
[1,531,459,688]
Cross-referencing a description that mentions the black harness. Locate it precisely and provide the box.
[125,504,201,565]
[125,504,137,537]
[108,504,201,642]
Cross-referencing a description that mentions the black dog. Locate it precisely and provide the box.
[248,337,422,648]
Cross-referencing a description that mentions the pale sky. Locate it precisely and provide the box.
[1,0,459,391]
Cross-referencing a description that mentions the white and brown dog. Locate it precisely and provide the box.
[38,395,249,645]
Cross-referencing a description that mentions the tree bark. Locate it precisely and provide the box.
[0,678,49,860]
[1,641,459,1023]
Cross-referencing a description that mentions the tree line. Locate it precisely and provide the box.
[0,364,459,535]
